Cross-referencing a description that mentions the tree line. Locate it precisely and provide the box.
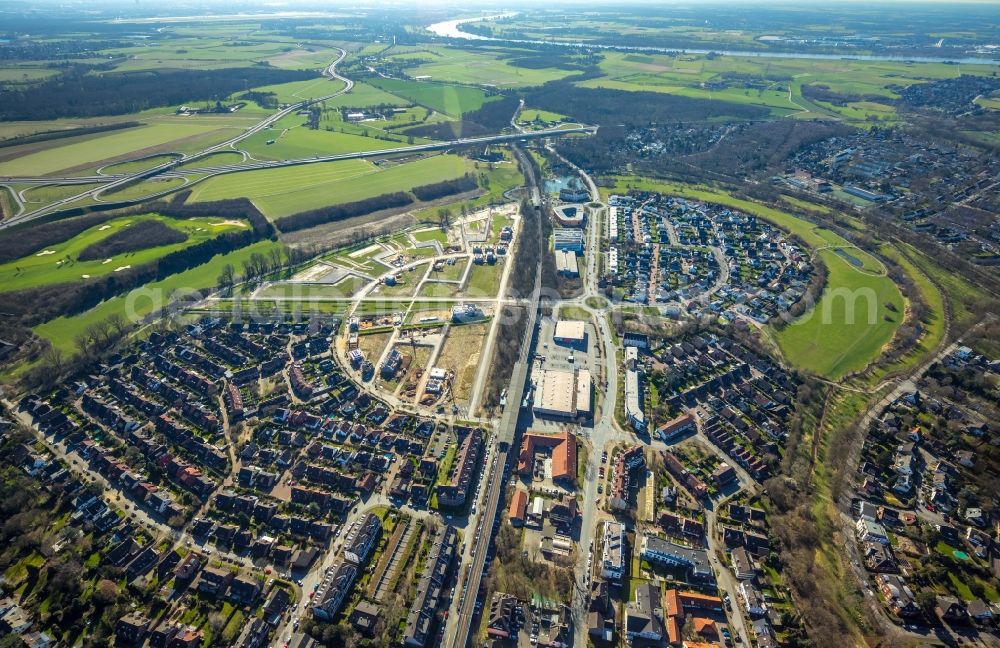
[0,65,317,120]
[410,174,478,201]
[0,121,140,148]
[77,219,187,261]
[274,191,413,233]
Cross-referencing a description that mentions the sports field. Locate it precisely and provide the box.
[0,214,247,292]
[186,154,470,219]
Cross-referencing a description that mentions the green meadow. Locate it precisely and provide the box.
[579,51,997,123]
[246,77,347,104]
[321,82,411,108]
[0,122,232,176]
[187,154,470,219]
[237,113,420,161]
[384,46,578,88]
[774,247,903,379]
[368,78,499,117]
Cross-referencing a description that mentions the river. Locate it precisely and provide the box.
[427,15,1000,66]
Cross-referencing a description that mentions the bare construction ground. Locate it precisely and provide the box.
[436,322,489,406]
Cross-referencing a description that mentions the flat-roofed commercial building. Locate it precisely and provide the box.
[553,320,587,347]
[534,369,574,418]
[555,249,579,277]
[575,369,592,417]
[533,368,592,419]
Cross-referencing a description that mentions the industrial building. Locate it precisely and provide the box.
[554,249,579,277]
[532,368,592,419]
[553,320,587,348]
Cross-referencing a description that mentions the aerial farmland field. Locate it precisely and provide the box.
[0,122,236,176]
[579,51,998,123]
[386,45,580,88]
[321,82,411,108]
[244,76,347,104]
[238,114,415,161]
[367,77,499,116]
[186,154,470,218]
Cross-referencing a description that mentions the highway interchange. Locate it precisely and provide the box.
[0,46,593,231]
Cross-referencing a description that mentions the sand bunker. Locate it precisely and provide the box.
[36,250,56,257]
[114,265,131,272]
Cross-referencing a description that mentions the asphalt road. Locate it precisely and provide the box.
[0,49,594,230]
[1,48,358,228]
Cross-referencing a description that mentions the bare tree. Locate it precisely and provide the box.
[217,263,235,295]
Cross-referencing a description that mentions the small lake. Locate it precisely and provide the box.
[544,176,579,194]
